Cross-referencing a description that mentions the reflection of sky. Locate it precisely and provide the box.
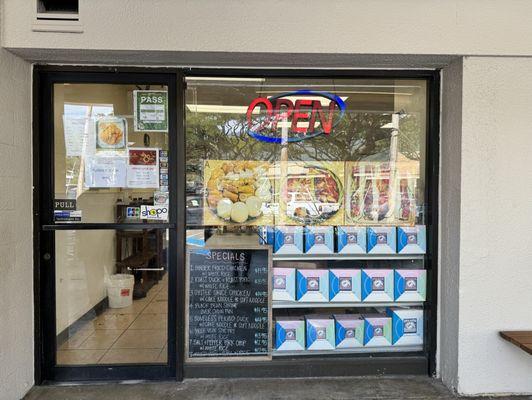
[64,103,114,117]
[222,118,245,136]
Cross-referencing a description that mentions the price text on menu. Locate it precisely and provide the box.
[188,249,269,358]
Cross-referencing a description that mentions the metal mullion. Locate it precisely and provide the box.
[42,223,175,231]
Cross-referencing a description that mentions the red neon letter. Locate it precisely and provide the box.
[246,97,273,128]
[291,99,313,133]
[307,100,323,133]
[316,101,336,134]
[271,98,294,130]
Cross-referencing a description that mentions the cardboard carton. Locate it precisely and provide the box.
[386,308,424,346]
[274,226,304,254]
[363,314,392,347]
[329,269,362,302]
[361,269,394,302]
[304,226,335,254]
[394,269,427,302]
[272,267,296,302]
[296,269,330,302]
[337,226,367,254]
[274,317,305,351]
[367,227,396,254]
[397,225,426,254]
[258,226,275,245]
[305,315,335,350]
[334,314,364,348]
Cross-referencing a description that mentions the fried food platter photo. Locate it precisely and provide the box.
[204,160,274,225]
[95,117,127,152]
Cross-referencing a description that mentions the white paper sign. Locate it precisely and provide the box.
[140,205,168,221]
[126,147,160,188]
[84,156,127,188]
[63,116,91,157]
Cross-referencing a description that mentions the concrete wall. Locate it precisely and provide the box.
[0,45,33,400]
[4,0,532,57]
[439,58,462,391]
[452,56,532,395]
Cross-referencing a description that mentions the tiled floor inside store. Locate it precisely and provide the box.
[57,274,168,365]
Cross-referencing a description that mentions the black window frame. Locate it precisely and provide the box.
[34,67,185,383]
[180,68,440,379]
[33,66,439,383]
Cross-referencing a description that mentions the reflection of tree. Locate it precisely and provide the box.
[185,111,422,165]
[186,112,279,163]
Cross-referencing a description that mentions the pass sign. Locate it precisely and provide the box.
[134,90,168,132]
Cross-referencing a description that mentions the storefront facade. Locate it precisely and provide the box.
[1,1,532,399]
[32,67,439,383]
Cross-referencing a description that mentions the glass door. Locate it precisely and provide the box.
[36,70,182,381]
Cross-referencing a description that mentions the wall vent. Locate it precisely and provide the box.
[37,0,79,20]
[34,0,82,32]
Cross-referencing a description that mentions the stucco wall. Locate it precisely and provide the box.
[0,49,33,399]
[4,0,532,57]
[454,57,532,395]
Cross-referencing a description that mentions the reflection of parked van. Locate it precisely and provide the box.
[285,192,339,218]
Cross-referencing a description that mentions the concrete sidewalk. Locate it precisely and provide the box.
[23,376,532,400]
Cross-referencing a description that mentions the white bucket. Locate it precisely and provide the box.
[106,274,134,308]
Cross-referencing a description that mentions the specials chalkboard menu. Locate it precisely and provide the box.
[186,245,271,361]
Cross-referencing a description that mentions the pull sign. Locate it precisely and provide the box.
[54,199,76,211]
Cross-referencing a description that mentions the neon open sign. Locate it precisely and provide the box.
[246,90,346,143]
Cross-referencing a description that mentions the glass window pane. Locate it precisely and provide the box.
[184,77,428,358]
[55,229,169,365]
[54,84,170,224]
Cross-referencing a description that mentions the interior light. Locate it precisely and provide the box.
[186,77,266,82]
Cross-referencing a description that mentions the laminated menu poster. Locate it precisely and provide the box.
[186,246,271,361]
[133,90,168,132]
[95,117,127,153]
[345,160,417,225]
[278,161,344,226]
[126,148,160,188]
[203,160,275,226]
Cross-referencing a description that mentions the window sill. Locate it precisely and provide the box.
[32,18,83,33]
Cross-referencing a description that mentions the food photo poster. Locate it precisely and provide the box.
[126,148,160,189]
